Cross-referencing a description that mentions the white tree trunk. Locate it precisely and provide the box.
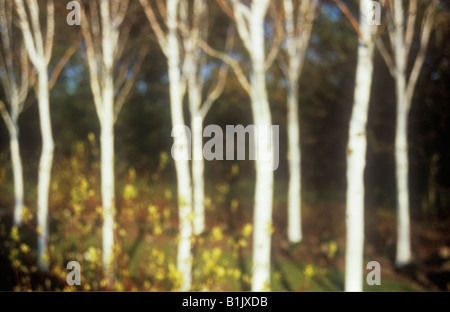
[287,84,302,243]
[167,0,193,291]
[14,0,55,272]
[345,0,375,292]
[192,114,205,235]
[173,91,193,292]
[249,1,274,291]
[282,0,318,244]
[392,0,412,267]
[101,75,116,285]
[394,78,412,266]
[36,68,54,272]
[81,0,143,288]
[10,121,24,227]
[0,0,26,227]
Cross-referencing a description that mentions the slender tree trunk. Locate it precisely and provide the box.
[287,83,302,243]
[36,68,54,271]
[250,6,274,292]
[167,0,193,291]
[282,0,318,244]
[345,0,375,291]
[191,113,205,235]
[394,77,412,266]
[392,0,412,267]
[101,74,116,286]
[10,120,24,226]
[172,88,193,291]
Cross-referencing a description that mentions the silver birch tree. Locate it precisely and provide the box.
[179,0,229,236]
[341,0,377,291]
[0,0,31,227]
[376,0,439,267]
[140,0,231,289]
[79,0,147,287]
[139,0,194,291]
[279,0,318,244]
[216,0,279,291]
[14,0,54,271]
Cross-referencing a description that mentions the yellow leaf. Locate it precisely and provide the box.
[304,264,315,277]
[212,226,223,241]
[20,244,30,253]
[328,241,338,259]
[242,223,253,237]
[123,184,137,200]
[10,226,19,241]
[21,206,33,223]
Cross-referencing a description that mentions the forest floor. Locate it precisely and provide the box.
[0,176,449,291]
[114,198,450,292]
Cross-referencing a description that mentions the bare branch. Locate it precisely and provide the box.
[265,4,284,70]
[278,56,289,81]
[18,43,31,109]
[374,37,396,77]
[405,0,438,110]
[114,18,132,62]
[139,0,168,55]
[333,0,364,40]
[114,58,131,91]
[155,0,167,24]
[14,0,40,66]
[199,62,228,117]
[44,0,54,65]
[0,52,13,104]
[26,0,44,57]
[89,0,102,53]
[297,0,319,74]
[114,47,149,119]
[80,5,104,119]
[403,0,417,64]
[230,0,252,52]
[0,100,14,134]
[0,0,32,116]
[385,0,396,52]
[0,0,15,91]
[216,0,235,20]
[199,27,235,117]
[100,0,113,76]
[112,0,129,29]
[48,35,82,90]
[194,34,251,95]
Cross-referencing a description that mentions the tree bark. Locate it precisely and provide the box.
[36,68,54,272]
[392,0,411,267]
[10,121,24,227]
[377,0,437,268]
[394,77,412,266]
[287,83,302,243]
[282,0,318,244]
[101,74,116,286]
[167,0,193,291]
[344,0,375,292]
[249,1,274,291]
[192,114,205,235]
